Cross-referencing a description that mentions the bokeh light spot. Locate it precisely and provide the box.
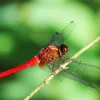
[0,32,15,55]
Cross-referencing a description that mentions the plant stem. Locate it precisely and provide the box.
[24,36,100,100]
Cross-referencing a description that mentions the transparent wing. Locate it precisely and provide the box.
[61,59,100,90]
[59,71,100,90]
[46,58,100,90]
[68,59,100,80]
[47,21,76,46]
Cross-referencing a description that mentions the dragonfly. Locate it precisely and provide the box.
[0,21,100,90]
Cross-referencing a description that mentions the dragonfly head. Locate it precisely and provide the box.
[60,44,69,55]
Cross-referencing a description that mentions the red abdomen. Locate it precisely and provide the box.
[0,56,40,78]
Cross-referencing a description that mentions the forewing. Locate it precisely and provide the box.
[47,21,76,46]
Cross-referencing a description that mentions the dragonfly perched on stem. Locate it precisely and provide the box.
[0,21,100,90]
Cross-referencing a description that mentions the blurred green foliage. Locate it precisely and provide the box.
[0,0,100,100]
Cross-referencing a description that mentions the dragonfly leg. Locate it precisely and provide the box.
[52,59,57,73]
[59,56,65,63]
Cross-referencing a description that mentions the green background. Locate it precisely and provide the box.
[0,0,100,100]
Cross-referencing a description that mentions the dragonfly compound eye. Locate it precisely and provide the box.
[60,44,69,55]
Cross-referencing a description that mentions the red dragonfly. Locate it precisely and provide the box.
[0,21,100,90]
